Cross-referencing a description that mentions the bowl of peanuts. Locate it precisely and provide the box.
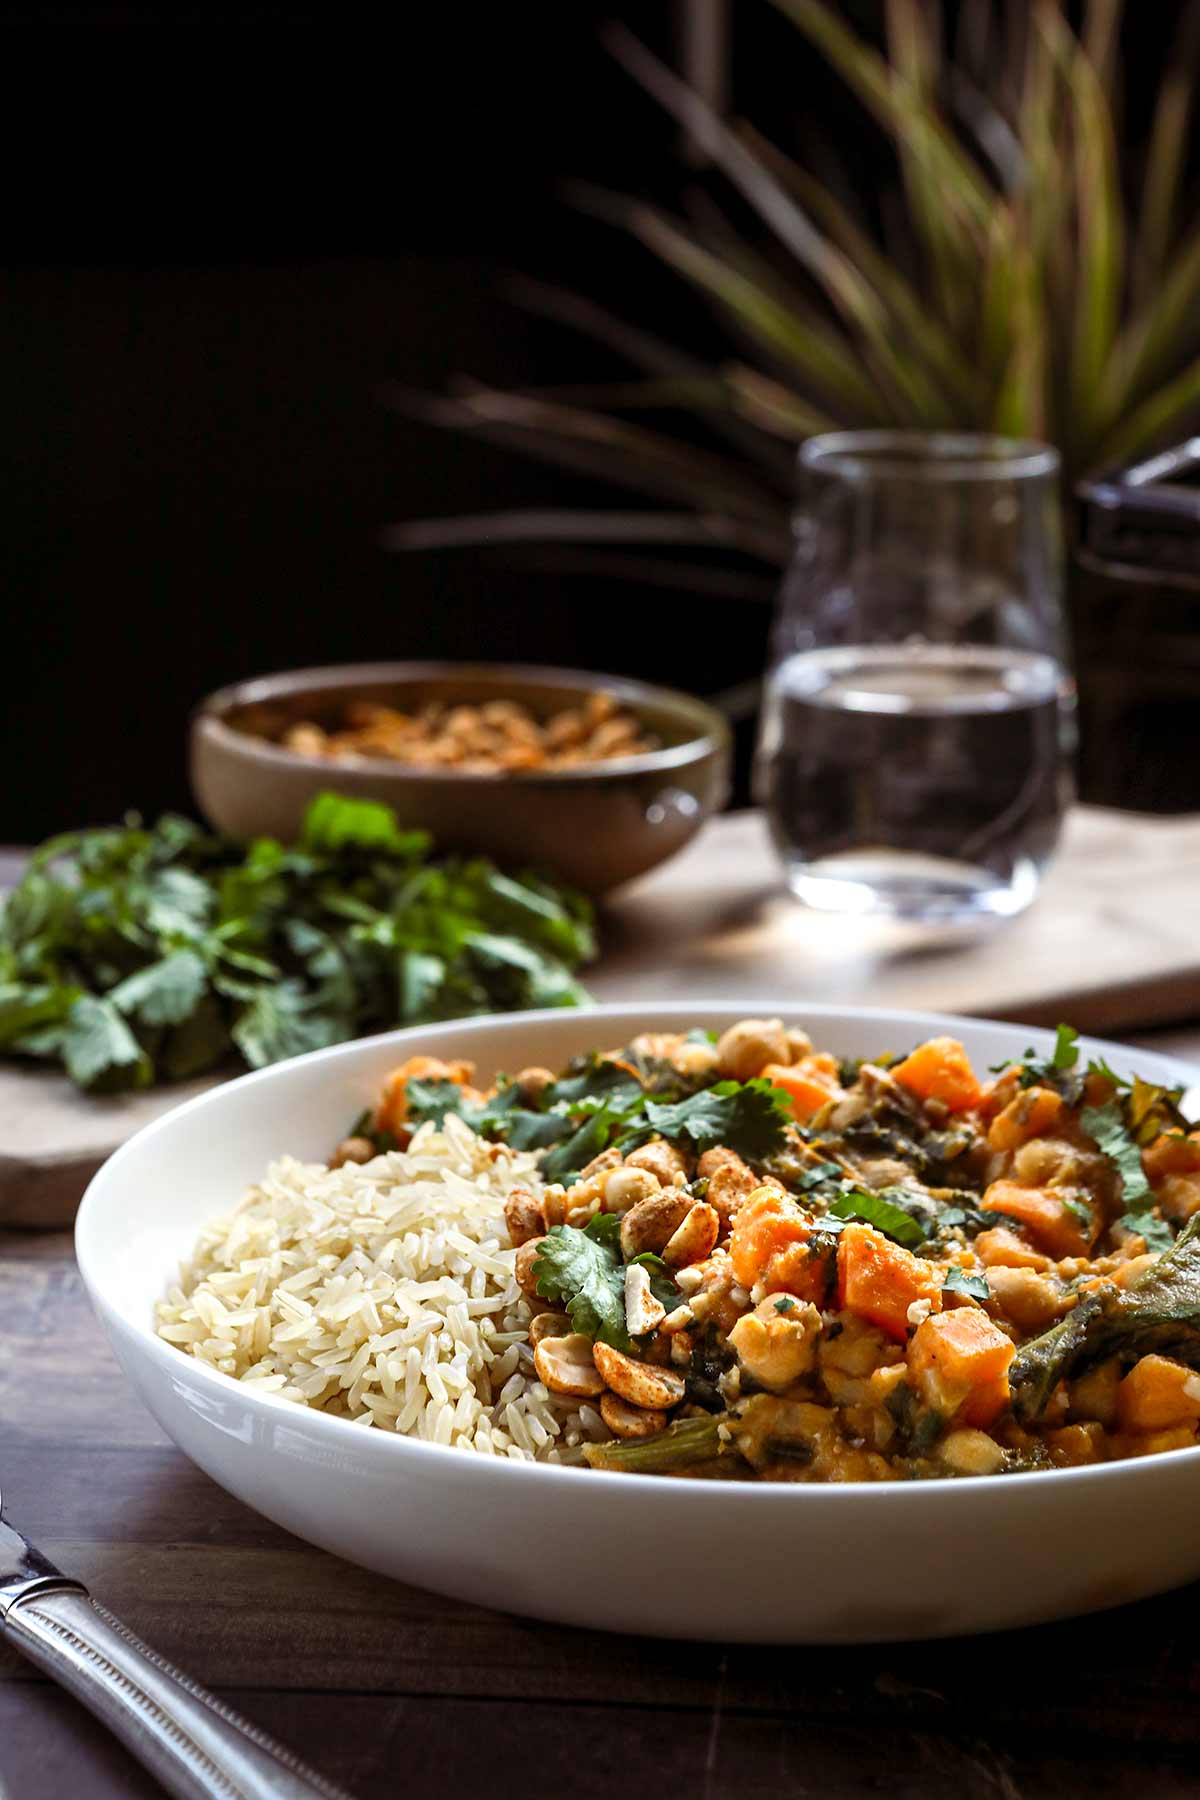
[190,661,731,892]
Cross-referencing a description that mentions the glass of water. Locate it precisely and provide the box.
[755,432,1076,923]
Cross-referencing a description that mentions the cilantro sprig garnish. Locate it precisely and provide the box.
[943,1266,990,1301]
[623,1078,793,1161]
[531,1214,678,1350]
[824,1188,925,1249]
[1081,1099,1152,1208]
[0,792,595,1090]
[991,1023,1083,1096]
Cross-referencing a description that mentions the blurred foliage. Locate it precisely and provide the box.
[391,0,1200,583]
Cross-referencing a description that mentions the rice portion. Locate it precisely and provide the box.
[154,1114,609,1460]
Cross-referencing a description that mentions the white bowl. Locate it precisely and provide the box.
[76,1004,1200,1643]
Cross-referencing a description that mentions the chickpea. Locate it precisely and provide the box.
[514,1065,556,1102]
[715,1017,790,1083]
[329,1135,376,1169]
[984,1264,1068,1333]
[937,1429,1005,1476]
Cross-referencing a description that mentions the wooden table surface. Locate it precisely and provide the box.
[7,819,1200,1798]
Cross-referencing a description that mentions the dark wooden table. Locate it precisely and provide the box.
[7,825,1200,1797]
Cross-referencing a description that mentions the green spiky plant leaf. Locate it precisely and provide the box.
[389,0,1200,590]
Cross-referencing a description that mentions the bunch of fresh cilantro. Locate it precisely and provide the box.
[0,792,595,1091]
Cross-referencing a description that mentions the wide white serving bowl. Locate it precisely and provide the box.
[76,1003,1200,1643]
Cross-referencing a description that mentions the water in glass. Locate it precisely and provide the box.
[759,642,1073,918]
[757,433,1074,923]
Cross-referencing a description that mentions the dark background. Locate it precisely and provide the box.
[0,3,1189,840]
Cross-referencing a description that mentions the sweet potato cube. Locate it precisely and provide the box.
[836,1224,943,1342]
[726,1188,813,1288]
[1143,1131,1200,1183]
[907,1307,1015,1421]
[761,1058,844,1123]
[986,1086,1066,1153]
[1116,1354,1200,1432]
[982,1181,1092,1259]
[891,1037,982,1113]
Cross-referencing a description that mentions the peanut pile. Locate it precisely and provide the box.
[277,691,658,774]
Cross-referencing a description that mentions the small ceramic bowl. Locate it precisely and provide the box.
[190,662,731,894]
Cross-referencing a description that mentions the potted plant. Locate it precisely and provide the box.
[389,1,1200,805]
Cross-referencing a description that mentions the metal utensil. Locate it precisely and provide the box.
[0,1490,351,1799]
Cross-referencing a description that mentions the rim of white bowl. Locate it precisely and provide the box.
[75,1001,1200,1502]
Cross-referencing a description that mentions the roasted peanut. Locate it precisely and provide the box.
[514,1237,548,1299]
[533,1333,606,1398]
[624,1263,667,1337]
[598,1392,668,1438]
[577,1147,624,1184]
[504,1186,547,1246]
[624,1139,692,1187]
[619,1191,694,1259]
[528,1311,571,1346]
[662,1201,720,1269]
[592,1341,686,1409]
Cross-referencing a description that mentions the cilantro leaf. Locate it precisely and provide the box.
[1001,1023,1083,1092]
[300,791,430,857]
[942,1266,991,1302]
[826,1189,925,1249]
[541,1055,646,1115]
[540,1107,623,1186]
[796,1161,844,1191]
[632,1078,792,1160]
[0,982,80,1048]
[1081,1100,1152,1208]
[531,1215,632,1348]
[404,1077,470,1129]
[230,979,346,1068]
[1117,1210,1176,1253]
[109,949,209,1027]
[60,995,152,1089]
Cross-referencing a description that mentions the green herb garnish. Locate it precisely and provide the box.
[1116,1211,1176,1253]
[825,1189,925,1249]
[628,1077,793,1161]
[942,1266,990,1302]
[0,793,594,1090]
[531,1214,678,1350]
[1081,1099,1152,1208]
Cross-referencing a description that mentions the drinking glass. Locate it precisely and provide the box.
[755,432,1075,923]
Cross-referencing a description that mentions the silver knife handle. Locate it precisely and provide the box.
[5,1585,351,1800]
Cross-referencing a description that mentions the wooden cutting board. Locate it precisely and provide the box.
[5,804,1200,1228]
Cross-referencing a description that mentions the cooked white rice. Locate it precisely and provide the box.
[154,1114,610,1461]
